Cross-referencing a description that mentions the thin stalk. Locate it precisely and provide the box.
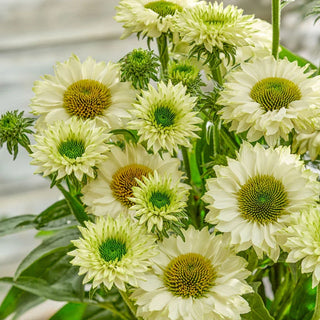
[208,60,222,86]
[119,290,141,320]
[96,302,130,320]
[156,34,169,79]
[272,0,281,58]
[312,285,320,320]
[181,146,191,183]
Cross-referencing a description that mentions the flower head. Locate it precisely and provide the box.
[218,56,320,146]
[131,226,252,320]
[119,48,159,89]
[203,142,320,261]
[0,110,35,159]
[174,2,256,54]
[282,206,320,288]
[30,54,135,131]
[115,0,199,39]
[68,215,158,290]
[30,117,111,181]
[129,81,202,154]
[130,171,189,233]
[81,143,183,217]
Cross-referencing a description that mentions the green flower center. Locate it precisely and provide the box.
[173,64,194,74]
[154,106,176,128]
[164,253,216,298]
[237,174,289,224]
[99,238,127,262]
[63,79,111,119]
[58,139,85,159]
[144,1,182,17]
[150,191,171,209]
[110,164,153,207]
[250,77,302,111]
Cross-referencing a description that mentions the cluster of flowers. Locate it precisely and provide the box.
[2,0,320,319]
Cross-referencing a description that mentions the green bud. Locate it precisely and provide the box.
[167,60,204,96]
[0,110,35,159]
[119,48,159,89]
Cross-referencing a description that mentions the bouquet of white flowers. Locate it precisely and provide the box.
[1,0,320,319]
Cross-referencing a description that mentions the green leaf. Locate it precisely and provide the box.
[14,227,80,279]
[242,292,275,320]
[279,46,317,70]
[50,303,86,320]
[0,275,84,302]
[0,214,35,237]
[34,199,77,230]
[0,286,44,320]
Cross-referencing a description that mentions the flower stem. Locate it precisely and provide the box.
[272,0,281,58]
[208,60,222,86]
[312,285,320,320]
[156,34,169,79]
[119,289,141,320]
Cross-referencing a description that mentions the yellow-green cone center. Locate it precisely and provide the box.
[110,164,153,207]
[154,106,176,128]
[164,253,216,298]
[150,191,171,209]
[250,77,301,111]
[63,79,111,119]
[144,1,182,17]
[237,174,289,224]
[99,238,127,262]
[58,139,85,159]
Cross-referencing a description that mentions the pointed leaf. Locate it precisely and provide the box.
[0,215,35,237]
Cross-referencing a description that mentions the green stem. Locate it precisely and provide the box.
[181,146,191,183]
[119,290,141,320]
[208,60,222,86]
[312,285,320,320]
[156,34,169,79]
[96,302,130,320]
[272,0,281,58]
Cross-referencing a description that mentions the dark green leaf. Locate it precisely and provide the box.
[0,214,35,237]
[14,227,80,279]
[0,275,84,302]
[0,286,44,320]
[242,292,274,320]
[34,199,77,230]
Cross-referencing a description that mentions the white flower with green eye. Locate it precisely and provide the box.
[30,54,135,131]
[68,215,158,290]
[130,171,190,232]
[131,226,252,320]
[283,206,320,288]
[203,142,320,261]
[81,143,183,217]
[129,81,202,155]
[30,117,111,181]
[218,56,320,146]
[114,0,200,39]
[174,2,256,53]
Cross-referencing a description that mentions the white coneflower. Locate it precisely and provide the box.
[129,81,202,155]
[30,117,111,181]
[30,54,135,131]
[114,0,200,39]
[132,226,252,320]
[130,171,189,232]
[219,56,320,146]
[68,215,158,290]
[81,143,182,217]
[203,142,320,261]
